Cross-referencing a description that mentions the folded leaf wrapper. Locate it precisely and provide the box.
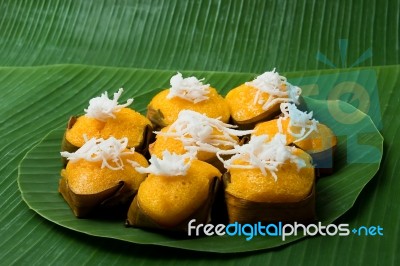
[126,176,221,232]
[61,116,79,166]
[146,106,168,131]
[308,145,337,177]
[231,105,282,130]
[59,177,136,218]
[223,172,316,224]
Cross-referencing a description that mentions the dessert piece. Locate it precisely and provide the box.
[147,72,230,129]
[62,88,152,163]
[59,136,148,218]
[149,110,253,171]
[126,151,221,231]
[225,69,302,129]
[253,103,337,175]
[217,134,316,224]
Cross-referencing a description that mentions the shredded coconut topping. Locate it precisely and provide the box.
[60,136,135,170]
[245,68,301,110]
[84,88,133,121]
[166,72,210,103]
[135,151,193,176]
[217,134,306,181]
[278,103,319,142]
[156,110,253,156]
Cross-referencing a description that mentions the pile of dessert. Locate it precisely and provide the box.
[59,69,336,231]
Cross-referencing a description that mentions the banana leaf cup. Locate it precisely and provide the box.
[223,172,316,224]
[221,145,316,224]
[225,84,277,130]
[229,106,282,130]
[126,159,222,232]
[146,106,168,130]
[59,151,148,218]
[126,176,221,232]
[225,73,303,130]
[306,145,336,176]
[59,178,134,218]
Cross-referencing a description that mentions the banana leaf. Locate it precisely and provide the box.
[16,65,383,253]
[1,0,398,264]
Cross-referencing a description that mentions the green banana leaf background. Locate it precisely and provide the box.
[1,0,399,265]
